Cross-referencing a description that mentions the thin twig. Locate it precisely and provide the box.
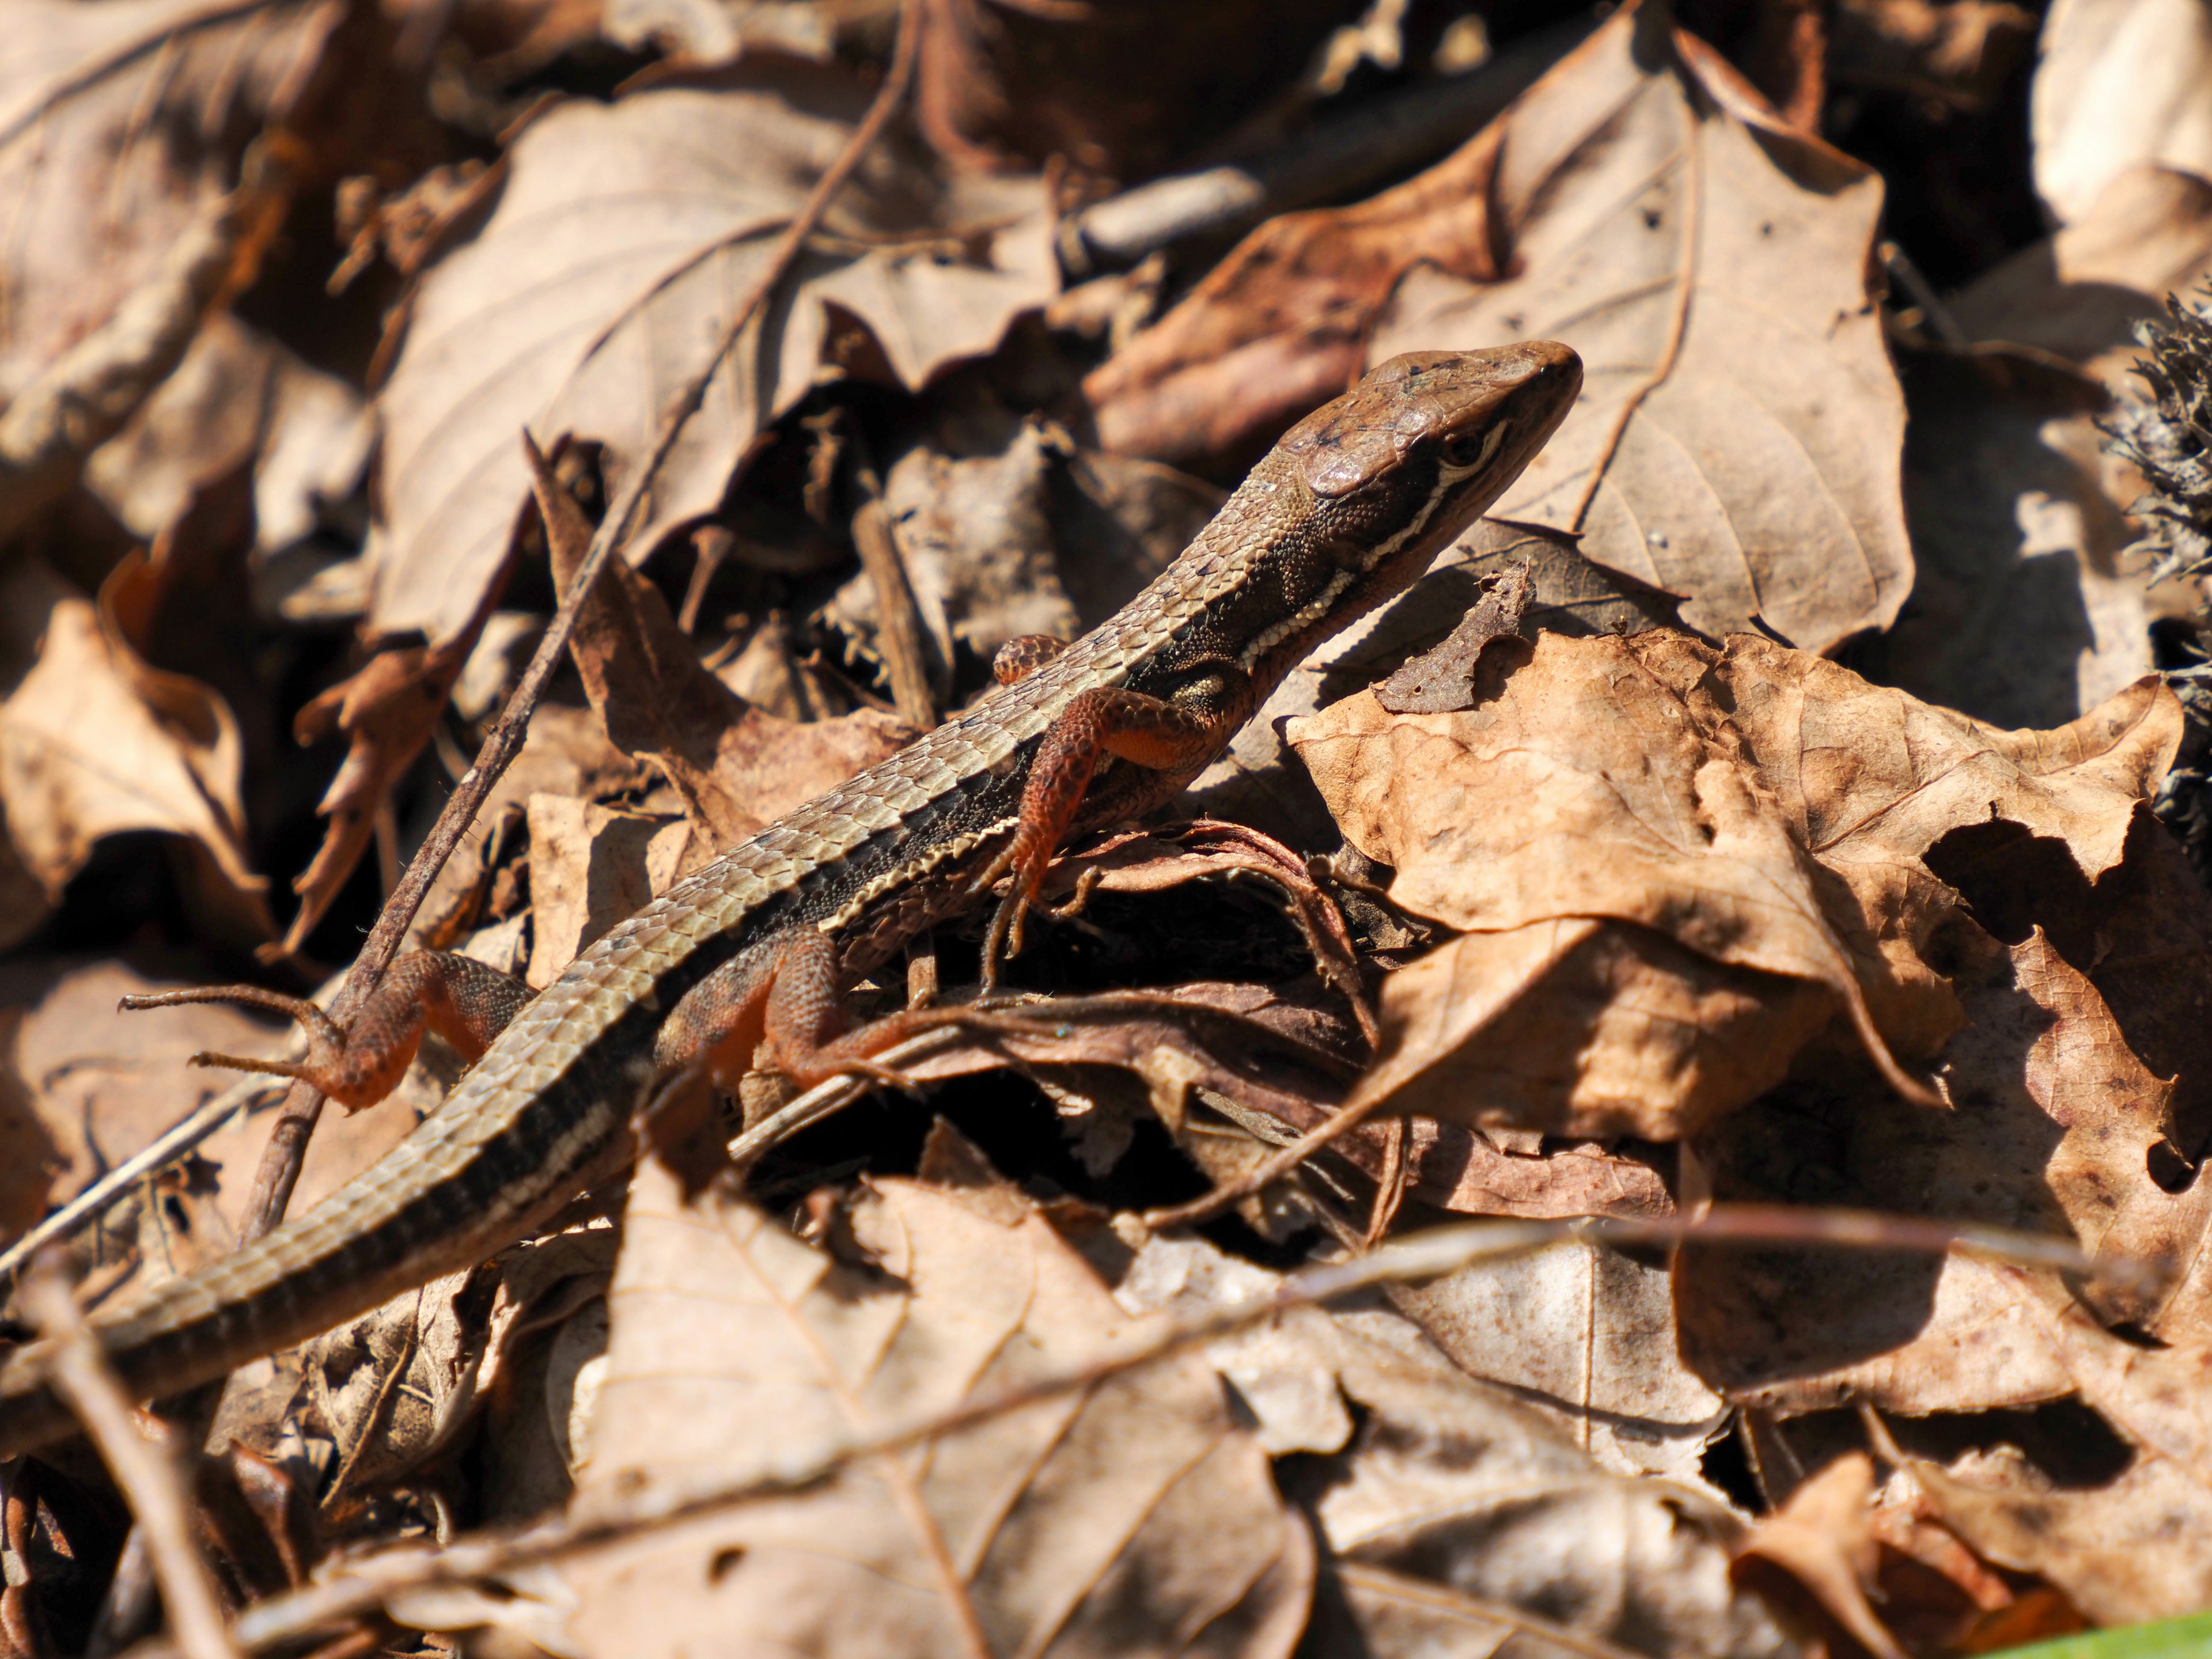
[190,1205,2127,1658]
[0,1076,284,1286]
[20,1259,242,1659]
[1145,1090,1388,1230]
[234,0,923,1239]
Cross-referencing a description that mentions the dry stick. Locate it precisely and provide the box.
[850,480,940,728]
[198,1205,2129,1659]
[233,0,922,1239]
[20,1259,243,1659]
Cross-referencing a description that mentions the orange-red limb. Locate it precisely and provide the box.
[975,685,1221,980]
[119,952,532,1110]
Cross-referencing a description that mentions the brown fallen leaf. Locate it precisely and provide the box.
[0,559,270,949]
[1188,525,1682,850]
[2031,0,2212,228]
[1730,1452,1908,1659]
[1292,630,2181,1140]
[1374,565,1533,715]
[282,632,480,957]
[529,436,919,851]
[1081,104,1502,472]
[1368,2,1910,653]
[368,58,1056,642]
[560,1160,1313,1658]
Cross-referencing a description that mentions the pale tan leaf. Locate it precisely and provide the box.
[0,560,264,922]
[1730,1453,1907,1659]
[1368,1,1909,652]
[1952,164,2212,381]
[368,63,1056,641]
[562,1164,1312,1659]
[0,0,336,404]
[1390,1234,1729,1483]
[2031,0,2212,228]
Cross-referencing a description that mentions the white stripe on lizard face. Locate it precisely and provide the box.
[1234,419,1509,671]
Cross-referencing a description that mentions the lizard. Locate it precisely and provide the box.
[0,341,1581,1459]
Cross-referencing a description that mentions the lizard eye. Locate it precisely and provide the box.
[1441,423,1506,471]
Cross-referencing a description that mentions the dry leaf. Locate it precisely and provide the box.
[1369,0,1910,652]
[1730,1452,1907,1659]
[1389,1236,1730,1483]
[524,796,699,988]
[1678,929,2212,1400]
[1082,104,1501,471]
[2031,0,2212,228]
[529,440,920,850]
[1107,1228,1786,1659]
[1858,347,2152,732]
[1952,164,2212,382]
[560,1161,1313,1659]
[0,0,336,404]
[0,559,267,938]
[1292,630,2181,1139]
[283,636,478,956]
[79,313,371,555]
[1187,525,1681,850]
[368,60,1056,642]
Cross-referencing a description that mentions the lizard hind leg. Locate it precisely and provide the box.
[119,952,532,1111]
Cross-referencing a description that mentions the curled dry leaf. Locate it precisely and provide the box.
[1677,924,2212,1400]
[560,1160,1313,1659]
[1081,89,1502,472]
[1729,1452,1907,1659]
[368,59,1056,642]
[531,438,919,853]
[1368,1,1909,653]
[1292,630,2181,1141]
[0,559,267,948]
[2031,0,2212,229]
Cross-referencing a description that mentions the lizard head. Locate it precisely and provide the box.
[1210,342,1581,682]
[1281,340,1582,538]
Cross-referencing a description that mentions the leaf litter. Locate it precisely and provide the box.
[7,0,2212,1653]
